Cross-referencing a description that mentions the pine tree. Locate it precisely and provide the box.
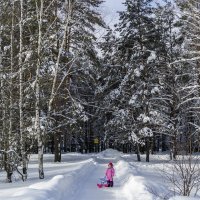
[107,0,157,162]
[174,0,200,154]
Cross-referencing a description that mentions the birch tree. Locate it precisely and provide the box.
[41,0,105,161]
[35,0,44,179]
[19,0,27,180]
[9,0,15,153]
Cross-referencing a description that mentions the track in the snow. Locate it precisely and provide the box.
[71,157,126,200]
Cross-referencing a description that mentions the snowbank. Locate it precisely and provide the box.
[7,158,95,200]
[115,160,132,179]
[115,160,153,200]
[97,148,122,159]
[169,197,199,200]
[122,176,153,200]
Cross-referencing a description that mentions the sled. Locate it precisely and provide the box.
[97,183,108,188]
[97,177,108,188]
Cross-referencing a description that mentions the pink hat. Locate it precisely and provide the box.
[108,162,113,167]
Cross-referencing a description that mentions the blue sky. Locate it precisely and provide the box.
[103,0,125,12]
[101,0,169,26]
[101,0,125,27]
[97,0,169,39]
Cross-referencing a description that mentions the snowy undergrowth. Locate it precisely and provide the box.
[122,154,200,200]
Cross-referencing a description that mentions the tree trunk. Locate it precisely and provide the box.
[36,0,44,179]
[9,0,14,153]
[54,133,61,162]
[19,0,27,180]
[173,134,177,160]
[0,26,5,156]
[48,0,73,113]
[146,138,150,162]
[5,154,12,183]
[0,26,11,182]
[136,143,141,162]
[46,0,74,162]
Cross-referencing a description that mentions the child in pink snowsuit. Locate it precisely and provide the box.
[105,162,115,187]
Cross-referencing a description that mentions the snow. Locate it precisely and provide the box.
[137,114,151,123]
[139,127,153,137]
[169,197,198,200]
[147,51,156,63]
[129,95,137,104]
[113,109,128,118]
[24,51,32,62]
[140,65,144,70]
[109,89,120,100]
[0,149,199,200]
[151,86,160,94]
[130,131,139,142]
[134,68,141,77]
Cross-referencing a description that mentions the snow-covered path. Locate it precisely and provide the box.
[1,149,197,200]
[0,150,158,200]
[72,161,126,200]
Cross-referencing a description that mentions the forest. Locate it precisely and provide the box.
[0,0,200,182]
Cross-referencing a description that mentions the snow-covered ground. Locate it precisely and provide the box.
[0,149,199,200]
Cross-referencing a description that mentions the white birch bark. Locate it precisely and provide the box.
[48,0,73,113]
[45,0,76,161]
[9,0,14,149]
[35,0,44,179]
[4,1,16,183]
[45,0,74,162]
[19,0,27,180]
[0,17,11,182]
[0,45,6,175]
[0,26,4,149]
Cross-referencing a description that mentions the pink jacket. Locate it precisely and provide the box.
[105,167,115,181]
